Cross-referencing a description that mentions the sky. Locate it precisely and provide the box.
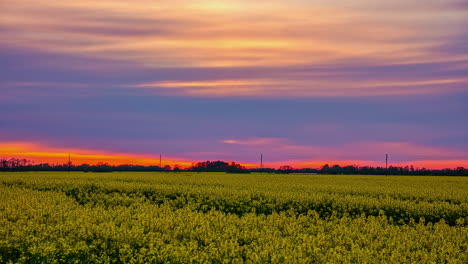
[1,0,467,169]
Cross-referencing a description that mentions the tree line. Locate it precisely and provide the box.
[0,158,467,176]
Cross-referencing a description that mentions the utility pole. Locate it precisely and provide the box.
[159,154,162,168]
[260,153,263,174]
[68,153,71,173]
[385,153,388,176]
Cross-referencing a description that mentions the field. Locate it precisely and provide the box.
[0,172,467,263]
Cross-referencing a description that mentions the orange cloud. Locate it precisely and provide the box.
[2,0,466,68]
[0,142,192,168]
[129,77,468,98]
[2,0,467,98]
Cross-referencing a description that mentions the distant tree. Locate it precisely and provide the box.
[320,164,330,174]
[192,160,229,172]
[1,156,467,176]
[226,162,250,173]
[278,165,293,174]
[92,163,112,172]
[0,158,31,171]
[330,165,341,174]
[342,165,358,174]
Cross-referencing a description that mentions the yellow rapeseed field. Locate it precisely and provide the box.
[1,172,467,263]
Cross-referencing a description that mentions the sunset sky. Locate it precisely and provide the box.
[1,0,467,168]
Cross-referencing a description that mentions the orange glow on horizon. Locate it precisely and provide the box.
[0,142,466,170]
[0,142,193,168]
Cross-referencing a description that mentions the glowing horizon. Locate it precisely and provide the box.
[0,142,193,168]
[1,141,466,170]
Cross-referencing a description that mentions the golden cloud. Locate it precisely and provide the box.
[2,0,467,97]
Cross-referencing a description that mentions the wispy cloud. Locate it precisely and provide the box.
[223,138,283,145]
[220,137,467,162]
[2,0,467,98]
[129,76,467,98]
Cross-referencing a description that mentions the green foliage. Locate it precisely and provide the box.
[0,172,467,263]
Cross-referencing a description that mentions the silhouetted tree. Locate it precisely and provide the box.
[320,164,330,174]
[0,157,466,176]
[226,162,250,173]
[277,165,293,174]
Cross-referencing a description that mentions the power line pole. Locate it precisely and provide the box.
[159,154,162,168]
[68,153,71,173]
[260,153,263,174]
[385,153,388,176]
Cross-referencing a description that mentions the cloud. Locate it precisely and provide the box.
[347,141,467,161]
[223,138,284,145]
[3,58,467,100]
[220,137,467,162]
[128,76,468,98]
[2,0,466,68]
[1,0,467,98]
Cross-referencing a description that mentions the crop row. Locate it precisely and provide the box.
[1,187,466,264]
[1,172,466,226]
